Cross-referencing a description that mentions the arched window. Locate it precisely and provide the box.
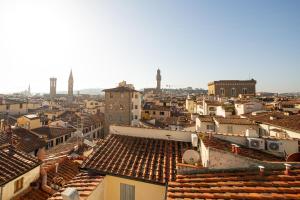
[242,88,248,94]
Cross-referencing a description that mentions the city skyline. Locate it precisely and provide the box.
[0,0,299,94]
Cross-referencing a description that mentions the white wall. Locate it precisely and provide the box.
[235,101,263,115]
[110,125,192,142]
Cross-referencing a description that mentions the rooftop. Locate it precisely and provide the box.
[48,172,104,200]
[0,145,41,186]
[201,134,284,162]
[31,126,76,140]
[81,134,192,184]
[167,167,300,199]
[245,112,300,133]
[214,116,255,125]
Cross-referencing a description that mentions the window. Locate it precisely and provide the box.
[6,104,10,110]
[110,92,113,98]
[134,115,138,119]
[227,126,233,133]
[135,94,138,99]
[152,111,156,115]
[242,88,248,94]
[14,177,24,193]
[120,183,135,200]
[120,104,124,110]
[19,103,23,109]
[135,105,138,109]
[220,88,225,96]
[231,88,236,96]
[160,111,165,116]
[145,111,149,114]
[206,124,214,131]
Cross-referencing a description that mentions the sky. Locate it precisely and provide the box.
[0,0,299,94]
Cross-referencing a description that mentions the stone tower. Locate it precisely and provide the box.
[156,68,161,92]
[68,70,74,103]
[50,78,57,99]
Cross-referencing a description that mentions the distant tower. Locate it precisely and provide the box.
[28,84,31,96]
[68,70,74,103]
[156,68,161,92]
[50,78,57,100]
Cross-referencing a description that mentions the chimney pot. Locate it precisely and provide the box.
[284,163,292,175]
[55,163,59,173]
[258,165,265,176]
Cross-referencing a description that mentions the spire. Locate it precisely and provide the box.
[69,69,73,81]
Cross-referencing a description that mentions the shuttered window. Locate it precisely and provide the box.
[120,183,135,200]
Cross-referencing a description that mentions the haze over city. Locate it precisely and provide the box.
[0,0,299,93]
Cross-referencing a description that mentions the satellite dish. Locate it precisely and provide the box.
[182,150,200,165]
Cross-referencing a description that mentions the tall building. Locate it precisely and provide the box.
[68,70,74,103]
[156,68,161,92]
[104,81,141,134]
[50,78,57,99]
[208,79,257,98]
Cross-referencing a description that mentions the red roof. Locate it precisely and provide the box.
[167,167,300,199]
[82,134,192,184]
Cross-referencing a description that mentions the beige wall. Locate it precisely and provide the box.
[216,123,257,135]
[87,180,105,200]
[110,125,192,142]
[0,103,28,115]
[104,175,165,200]
[1,165,40,200]
[17,117,41,130]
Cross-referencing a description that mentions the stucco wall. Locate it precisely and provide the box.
[87,180,105,200]
[1,165,40,200]
[104,175,165,200]
[208,148,260,169]
[110,125,192,142]
[216,123,257,135]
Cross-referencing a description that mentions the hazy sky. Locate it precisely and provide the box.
[0,0,299,94]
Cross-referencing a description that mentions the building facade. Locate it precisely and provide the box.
[208,79,256,98]
[104,82,142,132]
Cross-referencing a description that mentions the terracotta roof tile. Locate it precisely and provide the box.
[167,168,300,199]
[48,172,104,200]
[81,134,191,184]
[0,145,41,186]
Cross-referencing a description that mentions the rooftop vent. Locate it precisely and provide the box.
[61,188,80,200]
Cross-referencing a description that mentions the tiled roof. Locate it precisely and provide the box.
[214,116,255,125]
[0,128,46,153]
[0,145,41,186]
[198,116,214,123]
[167,167,300,199]
[81,134,192,184]
[31,126,75,140]
[18,158,80,200]
[201,135,284,162]
[245,112,300,133]
[48,172,104,200]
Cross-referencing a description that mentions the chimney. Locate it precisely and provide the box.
[258,165,265,176]
[208,132,212,140]
[231,144,236,153]
[40,167,55,195]
[284,163,292,175]
[55,163,59,173]
[235,145,241,154]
